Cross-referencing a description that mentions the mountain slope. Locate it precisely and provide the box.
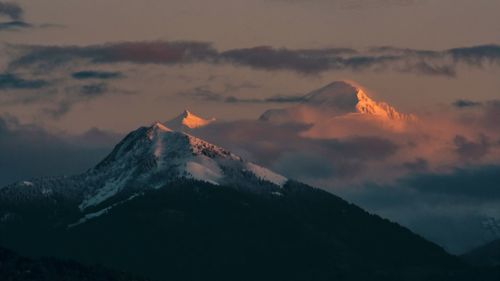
[0,246,148,281]
[1,180,476,281]
[462,238,500,267]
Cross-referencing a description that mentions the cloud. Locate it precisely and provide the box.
[0,115,118,187]
[9,41,217,69]
[482,101,500,130]
[454,135,491,161]
[271,0,425,10]
[190,103,500,253]
[0,73,49,90]
[44,83,108,118]
[8,41,500,77]
[0,71,131,119]
[185,81,500,254]
[0,20,31,30]
[450,45,500,65]
[222,82,261,92]
[403,158,429,172]
[339,164,500,254]
[220,46,346,74]
[79,83,108,96]
[43,82,132,119]
[178,85,305,104]
[455,99,500,131]
[453,99,483,108]
[338,0,425,9]
[0,2,23,21]
[72,70,124,80]
[272,152,335,179]
[0,2,40,32]
[178,86,222,102]
[0,77,131,119]
[189,81,499,186]
[0,21,62,31]
[400,165,500,200]
[195,120,398,181]
[224,94,306,103]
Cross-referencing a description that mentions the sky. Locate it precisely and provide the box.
[1,0,500,254]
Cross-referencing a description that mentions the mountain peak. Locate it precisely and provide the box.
[303,81,359,113]
[151,122,172,132]
[354,89,416,122]
[165,110,215,131]
[260,81,416,127]
[181,109,193,117]
[75,121,287,210]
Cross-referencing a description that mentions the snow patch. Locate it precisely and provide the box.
[41,188,52,195]
[68,206,111,228]
[69,193,142,228]
[79,174,132,210]
[185,158,223,185]
[245,163,287,187]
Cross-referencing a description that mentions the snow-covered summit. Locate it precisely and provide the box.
[164,110,215,131]
[1,120,287,213]
[260,81,416,130]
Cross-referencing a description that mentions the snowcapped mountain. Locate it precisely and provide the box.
[0,115,286,218]
[164,109,215,131]
[260,81,416,131]
[79,121,286,209]
[0,111,494,281]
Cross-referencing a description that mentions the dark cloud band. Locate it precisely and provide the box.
[0,1,23,21]
[178,86,306,104]
[0,20,31,30]
[8,41,500,77]
[72,70,124,80]
[0,73,49,90]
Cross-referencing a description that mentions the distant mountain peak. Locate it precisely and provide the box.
[303,81,415,121]
[260,81,416,129]
[165,109,215,131]
[354,86,416,122]
[302,81,359,113]
[151,121,172,132]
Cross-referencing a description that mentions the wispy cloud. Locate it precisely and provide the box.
[0,72,131,119]
[8,41,500,77]
[0,115,119,186]
[72,70,124,80]
[453,99,483,108]
[0,1,61,31]
[454,135,491,161]
[0,1,23,20]
[9,41,217,68]
[179,85,305,104]
[0,73,49,90]
[0,1,32,31]
[271,0,425,10]
[454,99,500,131]
[0,20,31,30]
[43,82,133,119]
[347,164,500,254]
